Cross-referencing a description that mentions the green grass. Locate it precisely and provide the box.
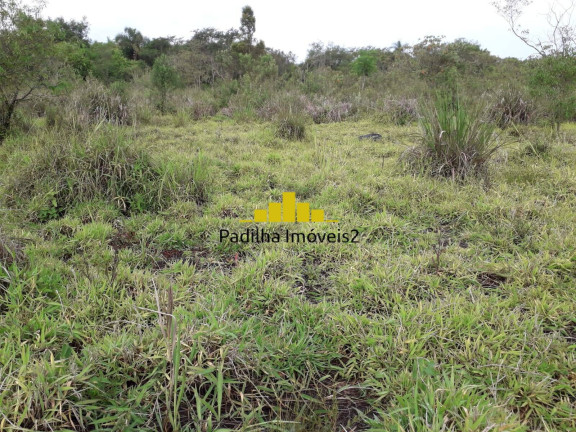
[0,118,575,431]
[408,95,504,180]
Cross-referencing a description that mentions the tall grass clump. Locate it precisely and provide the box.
[406,94,503,179]
[275,108,307,141]
[64,79,132,129]
[1,127,207,220]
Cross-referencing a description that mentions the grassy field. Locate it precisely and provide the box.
[0,117,575,431]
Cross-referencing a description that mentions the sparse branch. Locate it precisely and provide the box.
[493,0,576,56]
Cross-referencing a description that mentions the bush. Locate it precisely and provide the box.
[1,128,207,221]
[489,86,534,128]
[304,96,354,123]
[405,94,503,179]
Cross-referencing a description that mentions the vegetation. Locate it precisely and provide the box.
[0,0,63,142]
[0,0,576,430]
[151,54,179,114]
[407,94,503,179]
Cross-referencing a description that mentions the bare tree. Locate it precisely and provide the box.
[493,0,576,57]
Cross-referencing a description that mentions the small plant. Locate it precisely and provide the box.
[406,94,503,179]
[521,128,552,157]
[173,110,190,128]
[275,110,306,141]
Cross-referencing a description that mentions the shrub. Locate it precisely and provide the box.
[405,94,503,179]
[489,86,534,128]
[173,110,190,128]
[304,96,354,123]
[45,105,65,130]
[152,54,180,114]
[384,98,419,125]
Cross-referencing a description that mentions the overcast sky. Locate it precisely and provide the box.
[40,0,558,61]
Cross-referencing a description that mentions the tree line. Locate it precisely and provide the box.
[2,0,576,142]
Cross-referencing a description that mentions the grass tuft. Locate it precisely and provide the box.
[405,94,504,179]
[275,110,307,141]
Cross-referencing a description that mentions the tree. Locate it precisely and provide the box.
[493,0,576,57]
[0,0,63,142]
[89,41,139,83]
[494,0,576,130]
[240,5,255,46]
[351,50,378,90]
[48,17,92,79]
[412,36,495,90]
[151,54,179,113]
[47,16,89,46]
[115,27,145,60]
[140,36,174,66]
[304,42,354,71]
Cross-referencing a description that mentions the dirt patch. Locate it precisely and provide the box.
[334,386,372,431]
[295,252,336,303]
[476,272,507,289]
[0,233,27,267]
[153,246,242,272]
[160,249,184,261]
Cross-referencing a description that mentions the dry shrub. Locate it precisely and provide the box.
[257,92,307,120]
[185,96,218,120]
[304,96,354,123]
[256,93,354,124]
[275,108,307,141]
[383,98,419,125]
[489,86,535,128]
[170,89,219,120]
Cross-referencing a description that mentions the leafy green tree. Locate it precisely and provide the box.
[151,54,179,113]
[351,50,378,89]
[529,55,576,131]
[47,17,89,46]
[0,0,63,142]
[351,51,377,76]
[47,17,92,79]
[174,28,239,85]
[140,36,174,66]
[115,27,145,60]
[240,6,255,45]
[89,41,140,83]
[412,36,495,93]
[305,42,354,71]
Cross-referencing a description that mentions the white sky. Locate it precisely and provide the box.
[40,0,559,61]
